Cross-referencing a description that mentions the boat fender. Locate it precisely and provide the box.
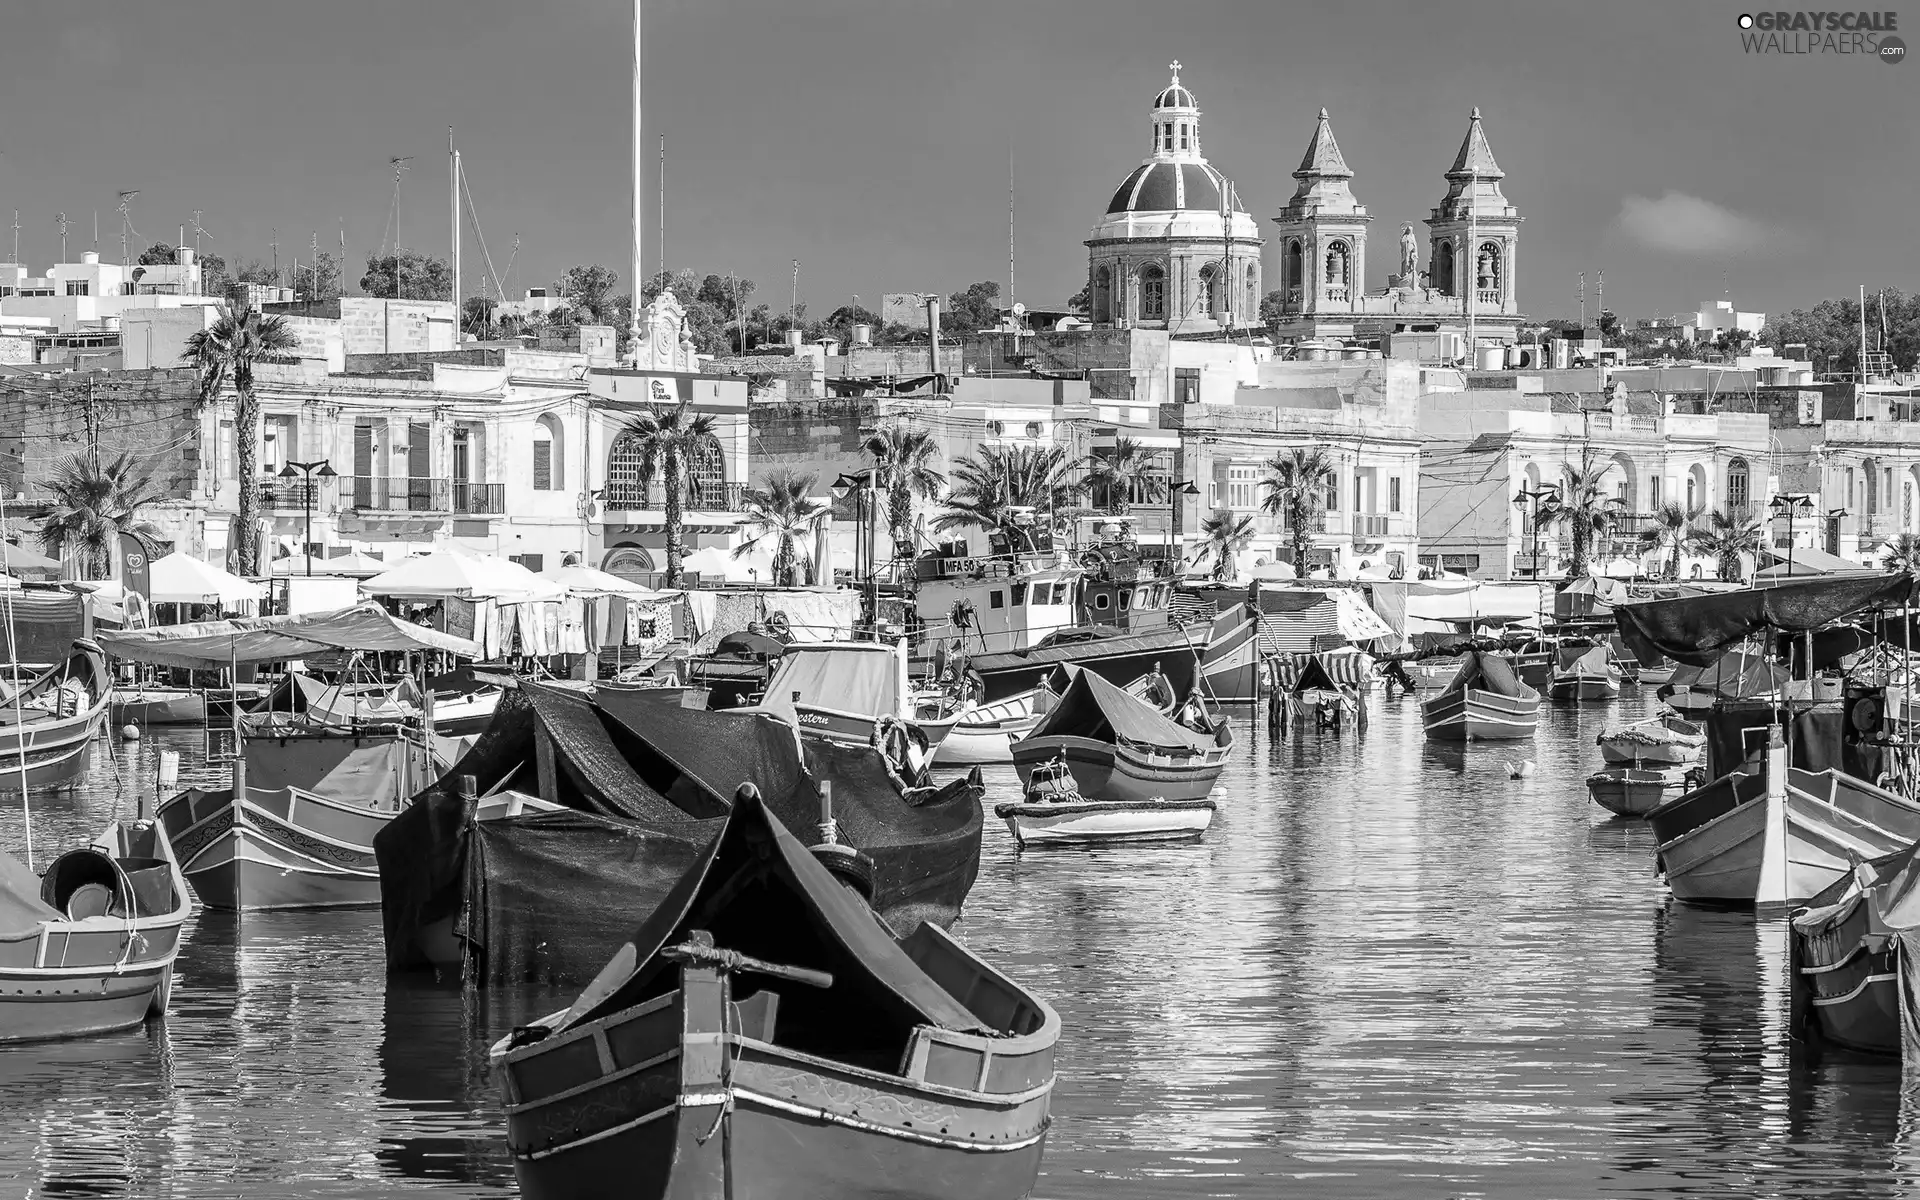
[766,610,792,639]
[808,842,877,899]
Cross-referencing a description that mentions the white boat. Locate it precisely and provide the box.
[109,685,208,726]
[749,642,959,771]
[994,757,1214,847]
[932,690,1044,765]
[1597,714,1706,767]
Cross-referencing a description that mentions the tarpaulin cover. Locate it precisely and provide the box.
[1867,844,1920,932]
[558,784,988,1036]
[1659,647,1788,706]
[0,848,58,935]
[377,683,983,984]
[753,643,900,722]
[1026,667,1216,753]
[0,591,88,665]
[970,625,1205,702]
[1401,581,1545,625]
[98,603,480,668]
[1441,650,1532,699]
[243,732,424,805]
[1613,574,1915,667]
[1554,644,1613,675]
[1701,700,1882,782]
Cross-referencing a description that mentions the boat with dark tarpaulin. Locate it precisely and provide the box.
[1011,667,1231,803]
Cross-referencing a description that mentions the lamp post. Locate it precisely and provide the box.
[1769,493,1814,577]
[1167,479,1201,567]
[831,468,879,639]
[277,459,336,576]
[1514,484,1559,579]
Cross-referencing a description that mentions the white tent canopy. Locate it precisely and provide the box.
[269,550,392,578]
[149,551,266,609]
[97,602,479,668]
[363,542,564,601]
[549,565,677,599]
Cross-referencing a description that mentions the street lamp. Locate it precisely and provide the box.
[1514,484,1559,579]
[831,469,879,638]
[277,459,337,576]
[1167,479,1201,566]
[1769,493,1814,577]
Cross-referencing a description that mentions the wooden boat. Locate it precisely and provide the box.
[1789,845,1915,1057]
[995,756,1213,847]
[1597,714,1706,767]
[1421,651,1540,742]
[1657,648,1786,717]
[1587,765,1692,817]
[109,685,208,727]
[492,784,1058,1200]
[967,623,1210,703]
[157,727,441,910]
[751,642,959,768]
[1195,603,1261,703]
[1548,643,1622,702]
[934,690,1044,766]
[1637,662,1678,686]
[0,640,111,790]
[0,818,191,1043]
[1648,755,1920,907]
[1011,667,1231,802]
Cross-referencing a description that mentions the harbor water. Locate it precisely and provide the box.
[5,690,1920,1198]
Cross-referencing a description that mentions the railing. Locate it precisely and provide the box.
[1323,286,1349,304]
[342,476,505,515]
[1476,288,1500,306]
[257,480,324,509]
[1273,513,1328,534]
[1351,514,1403,538]
[602,481,749,512]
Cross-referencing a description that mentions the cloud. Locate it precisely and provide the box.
[1615,192,1779,255]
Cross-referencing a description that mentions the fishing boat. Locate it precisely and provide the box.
[995,755,1214,847]
[933,690,1046,766]
[109,685,208,727]
[1548,643,1622,702]
[157,726,444,910]
[490,784,1059,1200]
[750,641,960,767]
[1648,756,1920,907]
[1011,667,1231,802]
[1421,651,1540,742]
[0,818,191,1043]
[1789,844,1916,1056]
[0,640,112,790]
[1637,660,1678,687]
[1597,714,1707,767]
[1657,647,1788,717]
[1587,766,1692,817]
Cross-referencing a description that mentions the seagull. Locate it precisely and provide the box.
[1506,760,1536,779]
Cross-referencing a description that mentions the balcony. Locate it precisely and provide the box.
[257,480,325,510]
[1476,288,1500,307]
[342,476,505,515]
[1350,513,1407,539]
[602,481,748,513]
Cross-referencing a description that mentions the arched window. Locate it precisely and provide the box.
[607,430,649,508]
[1325,242,1349,286]
[1435,242,1455,296]
[687,439,726,508]
[1140,265,1166,321]
[1179,123,1190,151]
[1727,458,1750,511]
[1092,266,1112,324]
[1162,124,1174,152]
[1245,263,1258,319]
[1284,241,1303,301]
[1200,265,1220,318]
[532,413,563,491]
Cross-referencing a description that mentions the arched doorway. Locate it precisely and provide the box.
[601,543,657,583]
[1686,462,1709,515]
[1434,241,1455,296]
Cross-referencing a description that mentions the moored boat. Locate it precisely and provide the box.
[490,783,1060,1200]
[1790,845,1916,1057]
[1587,765,1692,817]
[0,818,191,1043]
[750,641,959,768]
[934,690,1045,766]
[1011,667,1231,802]
[1421,651,1540,742]
[0,640,112,790]
[1598,714,1706,767]
[996,756,1214,847]
[1548,643,1622,702]
[109,685,209,727]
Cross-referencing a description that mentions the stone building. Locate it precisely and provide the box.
[1084,64,1263,334]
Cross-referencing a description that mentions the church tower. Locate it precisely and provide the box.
[1424,108,1522,319]
[1269,109,1370,326]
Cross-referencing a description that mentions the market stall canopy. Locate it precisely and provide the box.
[1402,580,1544,625]
[149,551,266,608]
[97,602,479,668]
[1754,544,1883,582]
[362,542,564,601]
[0,542,62,577]
[269,550,392,578]
[549,565,677,599]
[1614,573,1915,667]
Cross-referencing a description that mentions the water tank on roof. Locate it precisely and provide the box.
[1297,340,1329,361]
[1475,344,1505,370]
[784,329,803,349]
[852,324,873,346]
[1340,346,1366,360]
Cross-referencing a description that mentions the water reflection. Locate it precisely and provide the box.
[0,706,1911,1196]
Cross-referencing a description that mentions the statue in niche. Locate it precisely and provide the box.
[1399,223,1419,281]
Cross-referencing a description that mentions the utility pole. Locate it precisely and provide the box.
[271,227,279,283]
[84,377,98,473]
[56,213,66,262]
[449,127,461,328]
[627,0,643,360]
[8,211,16,264]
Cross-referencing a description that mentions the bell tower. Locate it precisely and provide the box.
[1270,108,1370,321]
[1424,107,1521,316]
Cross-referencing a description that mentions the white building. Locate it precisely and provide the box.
[0,248,218,333]
[1695,298,1766,340]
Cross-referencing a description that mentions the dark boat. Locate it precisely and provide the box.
[1010,667,1232,802]
[1586,766,1691,817]
[1547,643,1621,702]
[1790,844,1916,1056]
[1421,650,1540,741]
[0,818,192,1043]
[377,682,984,985]
[490,784,1060,1200]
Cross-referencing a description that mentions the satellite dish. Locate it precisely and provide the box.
[1011,302,1026,317]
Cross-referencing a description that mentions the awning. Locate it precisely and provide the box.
[549,565,678,599]
[149,551,266,608]
[363,543,564,601]
[96,602,480,667]
[1757,544,1877,577]
[1614,573,1915,666]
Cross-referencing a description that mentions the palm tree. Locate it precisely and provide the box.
[1543,455,1617,578]
[1883,532,1920,572]
[1191,508,1255,583]
[37,453,161,580]
[619,400,723,587]
[734,470,829,586]
[1259,447,1336,574]
[1637,501,1703,581]
[182,304,297,574]
[1689,507,1763,582]
[862,422,944,568]
[934,444,1083,553]
[1086,436,1167,515]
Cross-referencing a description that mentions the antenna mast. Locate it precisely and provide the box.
[9,211,16,264]
[450,128,461,321]
[659,134,666,285]
[56,213,66,262]
[1008,139,1015,327]
[628,0,643,359]
[117,191,139,265]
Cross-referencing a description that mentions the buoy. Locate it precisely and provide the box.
[121,723,141,741]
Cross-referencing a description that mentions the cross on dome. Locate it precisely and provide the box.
[1169,59,1182,77]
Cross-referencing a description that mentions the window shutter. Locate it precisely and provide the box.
[533,441,552,491]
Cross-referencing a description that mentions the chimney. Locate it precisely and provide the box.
[927,297,941,385]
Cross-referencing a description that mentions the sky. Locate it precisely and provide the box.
[0,0,1912,322]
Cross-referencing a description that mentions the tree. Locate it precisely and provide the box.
[361,249,452,301]
[734,470,830,586]
[1689,508,1762,582]
[292,251,344,304]
[1067,284,1090,316]
[935,444,1083,553]
[136,243,178,266]
[618,400,722,586]
[1086,436,1165,515]
[1763,288,1920,375]
[1884,533,1920,572]
[863,422,945,565]
[1259,447,1336,573]
[463,295,498,338]
[36,453,161,580]
[1192,508,1255,583]
[1539,454,1616,578]
[233,258,281,288]
[562,264,624,325]
[1637,501,1702,581]
[1259,289,1288,328]
[197,253,235,301]
[944,281,1002,334]
[182,306,298,575]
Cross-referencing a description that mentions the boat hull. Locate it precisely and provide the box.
[995,799,1215,846]
[1010,735,1226,803]
[0,960,176,1042]
[1587,767,1689,817]
[1421,688,1539,741]
[158,787,391,911]
[1793,898,1900,1056]
[934,695,1040,766]
[110,688,208,726]
[1548,674,1620,702]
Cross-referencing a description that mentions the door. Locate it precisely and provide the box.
[353,423,373,508]
[408,422,431,510]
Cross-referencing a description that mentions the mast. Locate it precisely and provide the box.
[450,127,461,330]
[1861,283,1869,378]
[628,0,644,359]
[1008,138,1015,329]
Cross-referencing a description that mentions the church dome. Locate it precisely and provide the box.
[1105,161,1246,216]
[1155,81,1196,110]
